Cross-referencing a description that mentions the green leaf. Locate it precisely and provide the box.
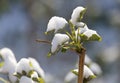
[72,69,96,81]
[28,70,34,77]
[83,75,96,83]
[89,34,102,41]
[0,55,4,68]
[69,20,77,43]
[84,75,96,81]
[61,47,69,53]
[44,29,55,35]
[38,77,45,83]
[77,8,87,22]
[44,32,48,35]
[72,69,78,76]
[80,34,102,42]
[66,32,73,40]
[32,77,45,83]
[32,77,38,82]
[69,20,74,28]
[47,52,52,57]
[88,75,96,80]
[22,70,27,75]
[13,72,22,79]
[29,61,33,68]
[0,61,4,68]
[80,34,88,42]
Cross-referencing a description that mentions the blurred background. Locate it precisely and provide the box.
[0,0,120,83]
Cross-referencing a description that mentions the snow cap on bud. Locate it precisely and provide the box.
[31,71,38,79]
[75,23,89,34]
[70,6,86,25]
[72,65,96,80]
[89,63,102,76]
[51,33,69,53]
[0,48,17,83]
[46,16,68,33]
[20,76,34,83]
[0,48,17,74]
[28,57,45,79]
[65,71,77,83]
[84,65,95,79]
[15,57,45,80]
[75,23,89,40]
[75,22,85,27]
[81,29,102,41]
[16,58,32,74]
[83,29,98,38]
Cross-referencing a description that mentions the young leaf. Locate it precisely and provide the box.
[13,72,22,79]
[61,46,69,53]
[78,8,87,21]
[72,69,78,76]
[28,70,34,77]
[80,34,88,42]
[38,77,45,83]
[47,52,52,57]
[0,61,4,68]
[89,34,102,41]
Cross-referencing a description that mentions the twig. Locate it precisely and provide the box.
[36,39,51,44]
[78,48,86,83]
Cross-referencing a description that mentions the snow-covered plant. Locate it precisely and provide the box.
[19,76,35,83]
[0,48,17,83]
[72,65,95,81]
[0,48,45,83]
[51,33,69,53]
[42,6,102,83]
[65,55,102,83]
[46,16,68,33]
[14,58,45,83]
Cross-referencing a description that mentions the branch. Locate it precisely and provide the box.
[78,48,86,83]
[36,39,51,44]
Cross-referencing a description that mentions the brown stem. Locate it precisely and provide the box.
[78,48,86,83]
[36,39,51,44]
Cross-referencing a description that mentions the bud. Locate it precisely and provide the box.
[0,48,17,82]
[46,16,68,33]
[81,29,102,41]
[70,6,86,25]
[51,33,69,53]
[72,65,96,80]
[28,57,45,79]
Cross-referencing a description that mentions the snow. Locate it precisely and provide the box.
[75,24,89,40]
[28,57,45,79]
[84,65,95,79]
[31,71,39,78]
[20,76,34,83]
[72,65,95,79]
[89,63,102,76]
[0,48,17,82]
[85,55,92,65]
[51,33,69,53]
[83,29,99,38]
[0,48,17,73]
[16,58,32,74]
[46,16,68,33]
[70,6,85,25]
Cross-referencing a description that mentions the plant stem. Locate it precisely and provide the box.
[78,48,86,83]
[36,39,51,44]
